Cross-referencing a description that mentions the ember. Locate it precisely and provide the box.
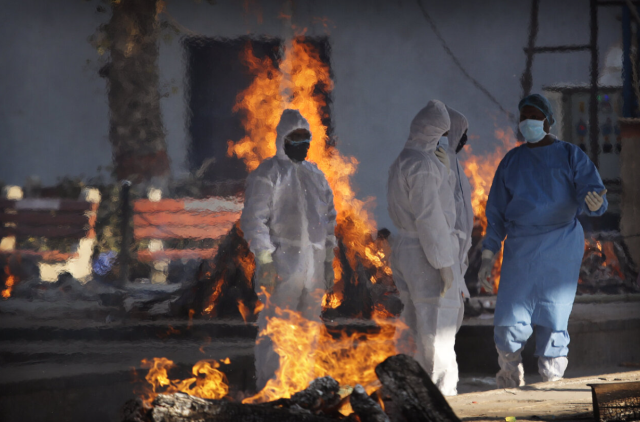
[1,264,16,299]
[579,234,639,294]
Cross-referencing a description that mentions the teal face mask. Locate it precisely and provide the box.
[518,119,547,143]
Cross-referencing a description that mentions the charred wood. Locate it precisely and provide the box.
[172,224,258,319]
[333,241,373,319]
[290,376,342,413]
[375,354,460,422]
[122,392,339,422]
[349,384,390,422]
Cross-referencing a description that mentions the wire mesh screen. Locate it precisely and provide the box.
[590,382,640,422]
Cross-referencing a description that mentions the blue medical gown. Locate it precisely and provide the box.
[483,140,607,331]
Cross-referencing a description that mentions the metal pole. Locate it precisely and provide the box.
[589,0,600,167]
[622,3,633,117]
[119,180,132,286]
[521,0,540,98]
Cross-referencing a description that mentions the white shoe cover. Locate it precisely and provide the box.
[496,346,525,388]
[538,356,568,382]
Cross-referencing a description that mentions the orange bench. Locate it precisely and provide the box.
[0,188,100,282]
[133,196,243,263]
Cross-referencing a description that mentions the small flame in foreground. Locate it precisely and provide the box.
[237,299,252,322]
[2,265,15,299]
[322,292,341,309]
[141,357,230,404]
[462,126,519,293]
[601,241,624,279]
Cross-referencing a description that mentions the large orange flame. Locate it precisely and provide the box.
[462,125,520,292]
[242,308,406,404]
[225,38,404,405]
[228,38,390,300]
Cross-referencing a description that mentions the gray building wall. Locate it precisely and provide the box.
[0,0,621,231]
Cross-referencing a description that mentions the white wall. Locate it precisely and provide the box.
[0,0,111,186]
[0,0,621,231]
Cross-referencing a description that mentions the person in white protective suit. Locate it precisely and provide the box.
[435,106,474,286]
[388,100,466,396]
[240,109,338,391]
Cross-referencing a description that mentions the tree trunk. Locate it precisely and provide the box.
[103,0,170,191]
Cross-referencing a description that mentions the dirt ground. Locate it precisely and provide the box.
[451,370,640,421]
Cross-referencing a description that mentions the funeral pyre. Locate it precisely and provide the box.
[131,37,408,420]
[122,354,462,422]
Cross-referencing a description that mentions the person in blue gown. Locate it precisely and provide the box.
[477,94,607,387]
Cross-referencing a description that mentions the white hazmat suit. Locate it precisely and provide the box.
[241,109,337,390]
[388,100,465,396]
[445,106,474,283]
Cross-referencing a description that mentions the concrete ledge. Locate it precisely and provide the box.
[456,300,640,373]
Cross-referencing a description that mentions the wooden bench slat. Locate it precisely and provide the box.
[0,213,88,226]
[133,211,240,227]
[134,199,185,213]
[136,248,219,262]
[0,226,87,239]
[0,199,92,212]
[134,198,243,213]
[133,224,233,240]
[0,250,74,262]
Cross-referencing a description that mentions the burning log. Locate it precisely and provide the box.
[578,234,640,295]
[332,241,374,319]
[124,355,462,422]
[122,376,388,422]
[171,223,258,320]
[287,376,342,414]
[121,393,338,422]
[349,384,390,422]
[375,354,460,422]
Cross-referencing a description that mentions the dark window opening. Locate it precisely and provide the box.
[185,36,333,185]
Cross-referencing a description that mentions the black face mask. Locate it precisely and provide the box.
[456,133,468,154]
[284,142,310,162]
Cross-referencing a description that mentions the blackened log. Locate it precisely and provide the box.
[121,398,151,422]
[289,376,342,412]
[171,224,258,319]
[350,384,390,422]
[122,392,339,422]
[375,354,460,422]
[262,376,344,418]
